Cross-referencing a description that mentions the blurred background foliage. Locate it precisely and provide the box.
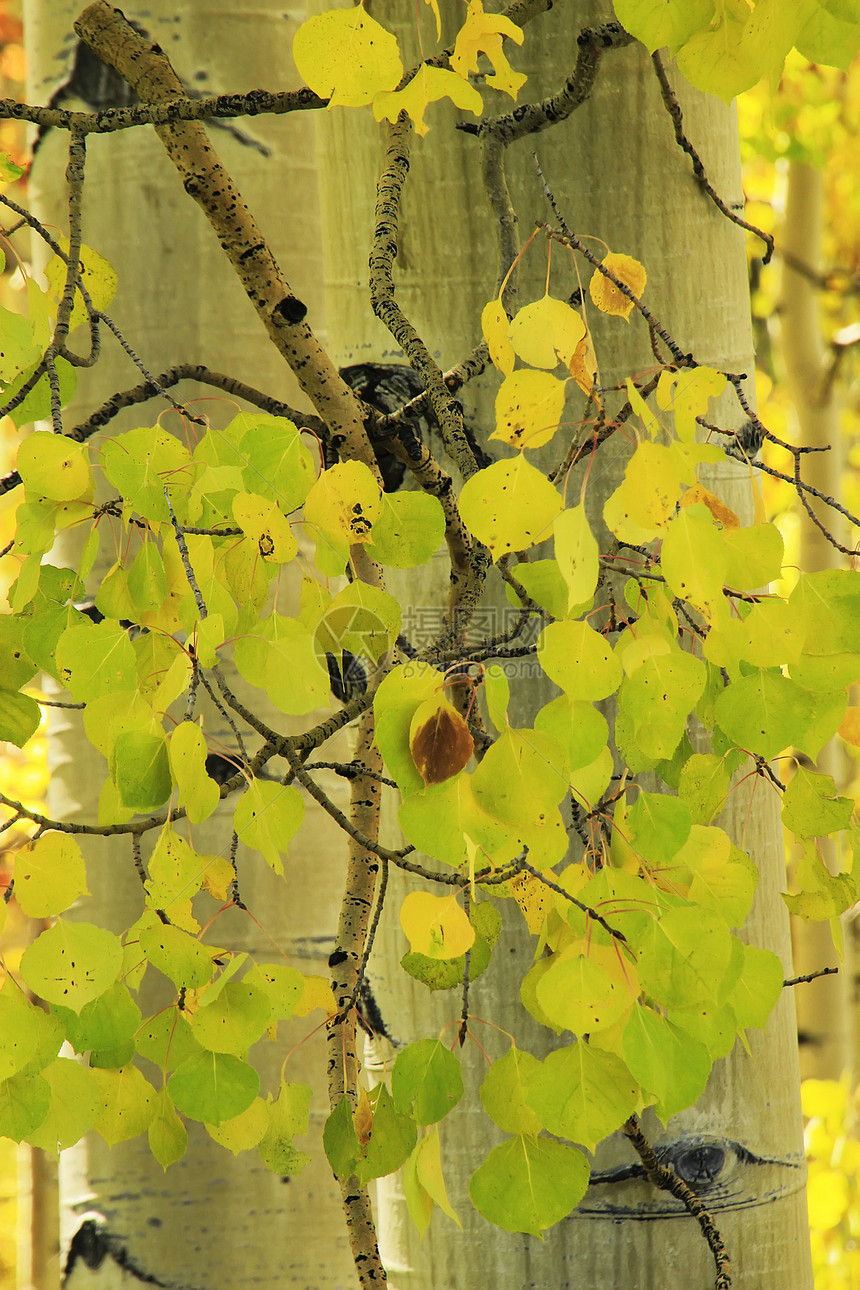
[0,4,858,1285]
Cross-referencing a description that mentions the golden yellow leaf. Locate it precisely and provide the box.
[451,0,526,99]
[354,1086,373,1146]
[838,707,860,747]
[589,252,647,321]
[509,295,585,369]
[569,328,599,399]
[680,484,740,530]
[373,65,482,137]
[491,369,568,449]
[400,891,475,960]
[481,298,515,376]
[292,6,403,108]
[510,871,551,934]
[293,973,337,1018]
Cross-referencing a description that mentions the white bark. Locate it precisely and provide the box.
[315,2,813,1287]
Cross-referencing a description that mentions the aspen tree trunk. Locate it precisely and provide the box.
[314,2,814,1287]
[23,3,354,1286]
[780,160,850,1081]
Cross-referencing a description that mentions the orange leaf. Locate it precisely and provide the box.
[589,252,646,321]
[569,329,599,399]
[839,706,860,747]
[681,484,740,530]
[354,1086,373,1146]
[410,696,474,786]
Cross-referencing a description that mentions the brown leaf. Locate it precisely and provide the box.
[410,696,474,786]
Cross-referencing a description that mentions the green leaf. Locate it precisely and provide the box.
[135,1008,203,1073]
[392,1039,464,1125]
[523,1041,639,1151]
[636,907,735,1008]
[21,920,122,1014]
[149,1085,188,1169]
[168,722,220,824]
[233,414,316,512]
[91,1064,157,1144]
[538,620,622,701]
[318,581,401,665]
[617,646,706,765]
[243,963,304,1021]
[535,953,631,1035]
[258,1081,312,1176]
[714,671,845,761]
[358,1083,417,1185]
[138,924,214,991]
[25,1058,101,1154]
[535,695,608,773]
[610,0,714,52]
[55,620,137,701]
[206,1098,269,1155]
[101,426,196,524]
[4,356,77,429]
[459,456,562,560]
[677,826,758,927]
[505,559,569,618]
[469,1135,589,1234]
[366,492,446,567]
[403,1128,461,1236]
[622,1005,711,1123]
[723,943,784,1030]
[168,1050,259,1124]
[112,729,173,812]
[0,1072,50,1141]
[627,791,691,863]
[233,781,304,876]
[191,982,272,1056]
[782,767,854,839]
[56,981,142,1069]
[479,1046,543,1136]
[324,1093,360,1180]
[678,753,731,824]
[0,689,41,748]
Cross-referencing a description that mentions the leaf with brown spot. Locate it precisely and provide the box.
[410,696,474,786]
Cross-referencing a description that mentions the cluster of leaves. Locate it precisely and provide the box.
[614,0,860,102]
[0,220,858,1228]
[2,0,860,1253]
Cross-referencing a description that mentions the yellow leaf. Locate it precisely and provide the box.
[569,328,599,399]
[292,6,403,108]
[510,871,551,934]
[293,973,336,1018]
[373,66,482,137]
[680,484,739,530]
[481,298,515,376]
[491,369,568,449]
[400,892,475,960]
[232,492,298,564]
[554,505,599,611]
[201,855,236,902]
[450,0,526,100]
[414,1127,461,1226]
[656,367,726,443]
[354,1085,373,1147]
[304,459,382,548]
[509,295,585,369]
[44,238,117,330]
[604,442,687,543]
[839,707,860,747]
[589,252,646,321]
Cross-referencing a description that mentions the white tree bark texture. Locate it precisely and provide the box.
[313,2,815,1287]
